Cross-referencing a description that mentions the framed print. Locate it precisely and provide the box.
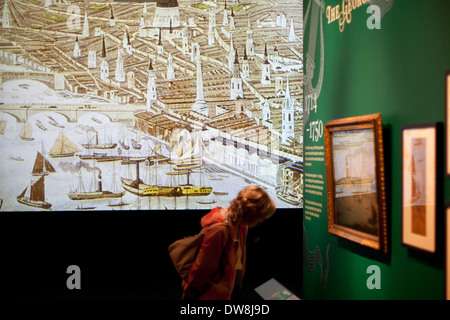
[401,123,438,253]
[324,113,388,254]
[447,203,450,300]
[446,71,450,177]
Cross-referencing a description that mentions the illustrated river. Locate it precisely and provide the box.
[0,79,293,212]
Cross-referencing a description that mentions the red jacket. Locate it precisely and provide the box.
[182,207,247,300]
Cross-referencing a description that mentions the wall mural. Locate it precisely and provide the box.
[0,0,303,211]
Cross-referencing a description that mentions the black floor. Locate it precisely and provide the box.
[1,208,302,300]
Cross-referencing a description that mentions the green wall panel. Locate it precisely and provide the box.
[303,0,449,300]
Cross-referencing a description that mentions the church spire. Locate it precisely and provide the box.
[109,5,116,27]
[167,52,175,80]
[229,7,235,30]
[149,59,153,71]
[289,18,296,42]
[281,76,294,145]
[101,35,107,59]
[246,18,255,57]
[223,1,229,26]
[115,46,125,83]
[264,43,269,63]
[147,58,157,111]
[100,35,109,81]
[230,48,243,100]
[157,29,164,55]
[2,0,10,29]
[242,47,250,80]
[83,8,89,37]
[261,44,270,85]
[285,75,291,98]
[228,34,235,71]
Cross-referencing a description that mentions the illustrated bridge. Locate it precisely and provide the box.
[0,103,146,123]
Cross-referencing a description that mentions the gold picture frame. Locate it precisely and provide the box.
[324,113,388,254]
[401,123,439,253]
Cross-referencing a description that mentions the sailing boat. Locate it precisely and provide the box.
[20,122,34,141]
[49,132,81,158]
[121,159,159,196]
[82,129,117,149]
[163,130,212,197]
[409,154,422,204]
[0,120,6,134]
[120,143,170,196]
[17,151,56,209]
[131,130,142,150]
[32,151,56,176]
[147,142,169,163]
[119,138,130,150]
[68,164,125,200]
[120,134,213,198]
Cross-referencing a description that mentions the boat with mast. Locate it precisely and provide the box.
[119,138,130,150]
[19,107,34,141]
[49,132,81,158]
[120,156,163,196]
[164,130,212,197]
[17,151,56,209]
[20,122,34,141]
[82,129,117,150]
[78,152,122,162]
[120,142,168,195]
[68,162,125,200]
[32,150,56,176]
[131,129,142,150]
[120,131,212,197]
[131,138,142,150]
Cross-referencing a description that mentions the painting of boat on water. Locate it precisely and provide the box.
[331,128,379,236]
[324,113,388,253]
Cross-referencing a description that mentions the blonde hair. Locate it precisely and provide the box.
[229,185,276,226]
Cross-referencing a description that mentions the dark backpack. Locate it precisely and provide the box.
[168,222,228,280]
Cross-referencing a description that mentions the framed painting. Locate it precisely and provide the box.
[447,202,450,300]
[324,113,388,254]
[401,123,439,253]
[446,71,450,177]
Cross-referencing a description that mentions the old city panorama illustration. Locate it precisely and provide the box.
[0,0,303,211]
